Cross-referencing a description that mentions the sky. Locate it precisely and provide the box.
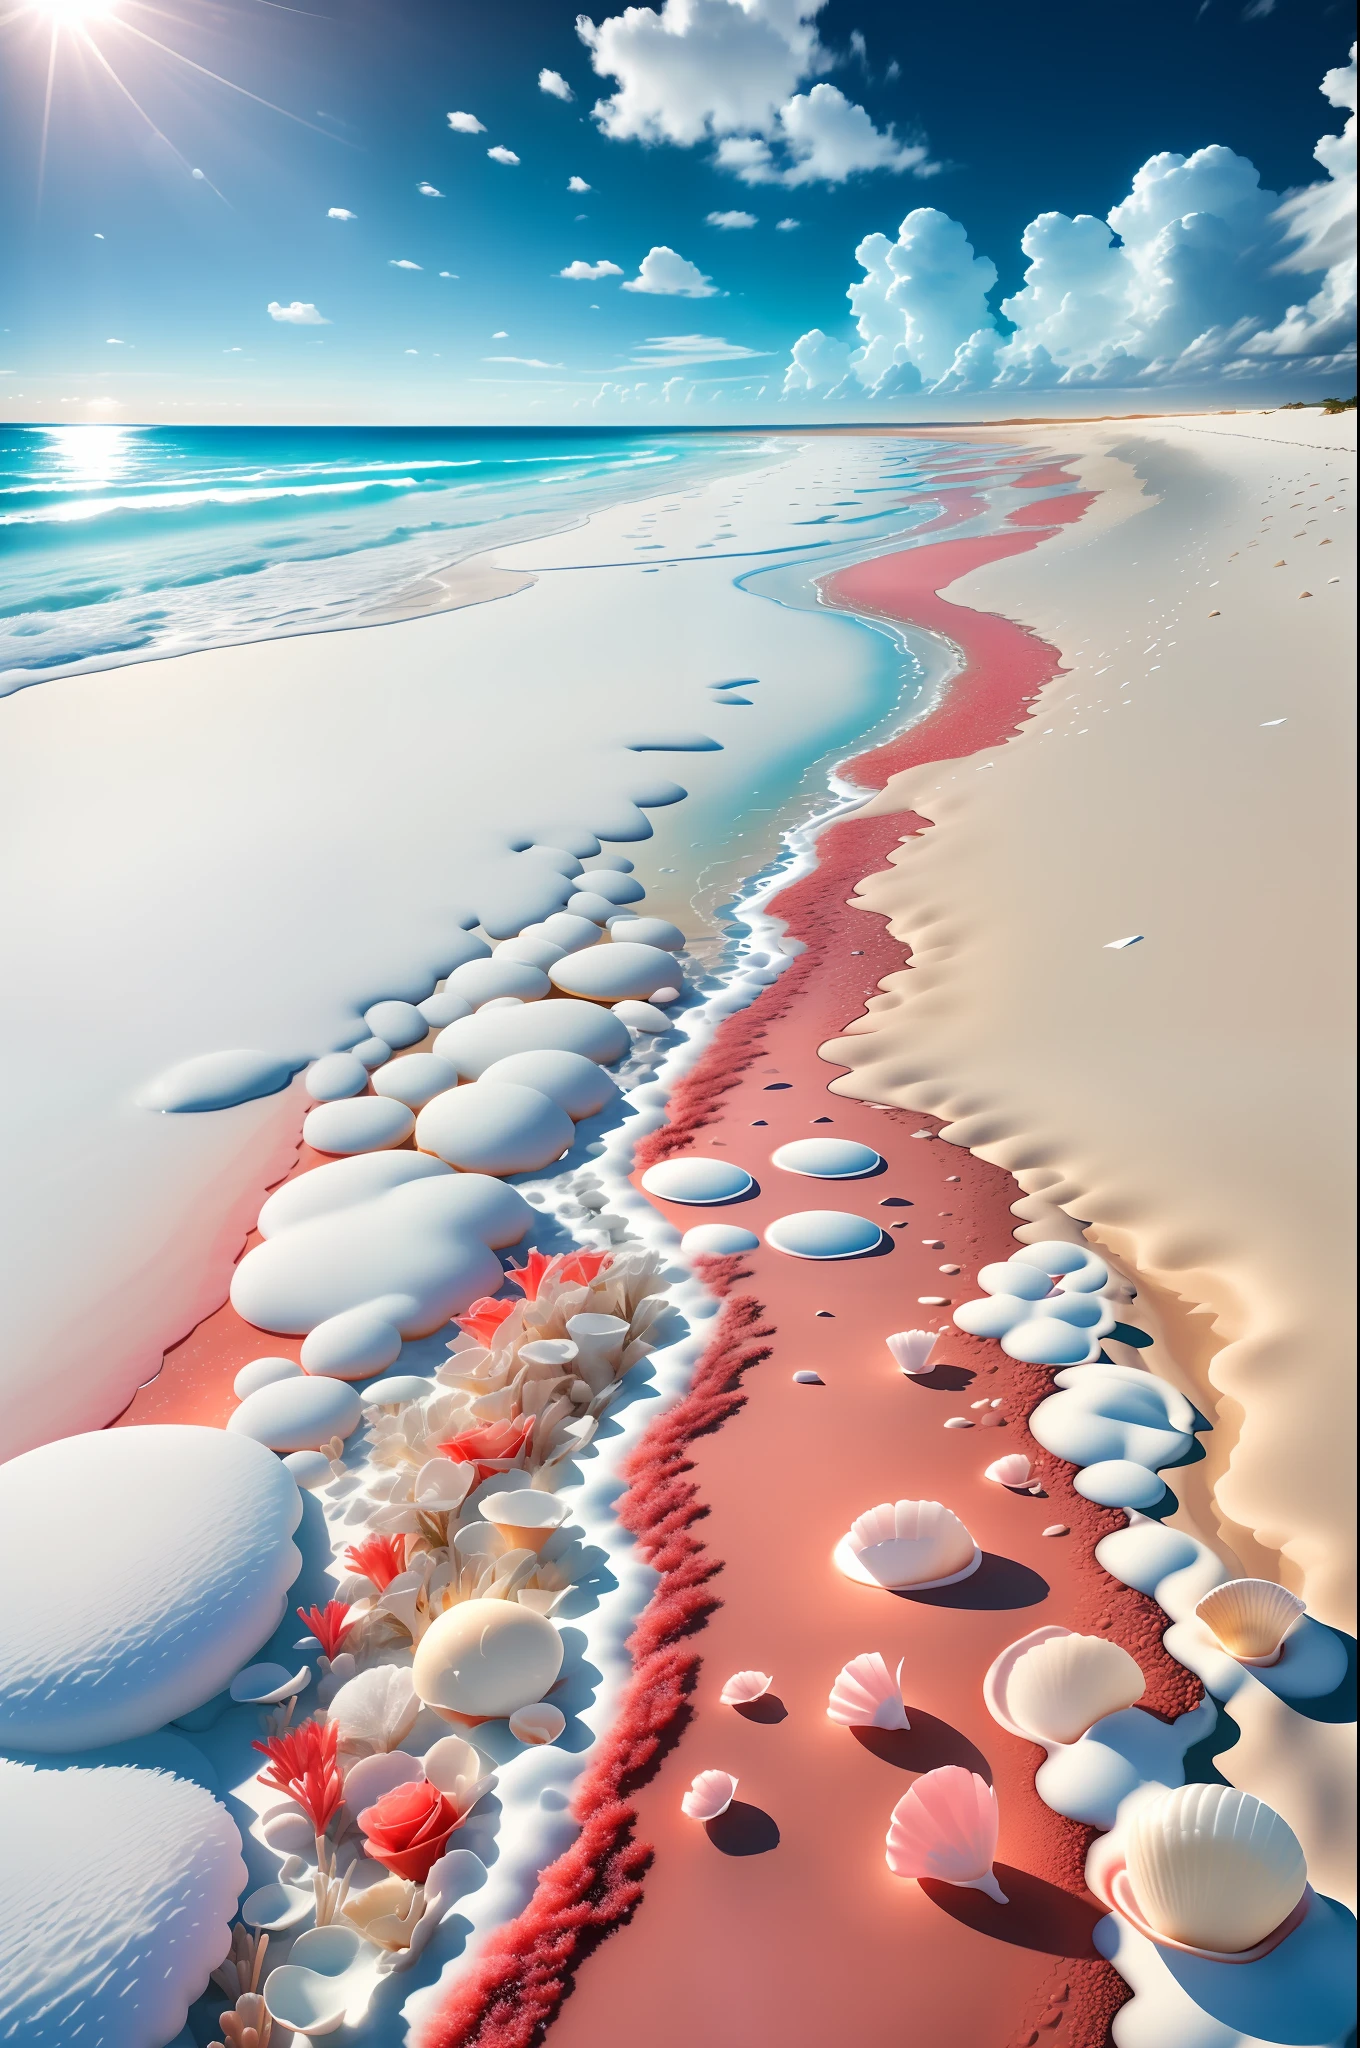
[1,0,1355,422]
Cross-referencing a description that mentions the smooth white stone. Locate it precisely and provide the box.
[234,1356,302,1399]
[681,1224,761,1254]
[770,1138,882,1178]
[228,1375,363,1452]
[612,999,672,1032]
[1001,1317,1096,1366]
[564,890,619,924]
[478,1049,620,1120]
[979,1260,1054,1299]
[363,1000,428,1049]
[371,1052,459,1110]
[138,1049,296,1113]
[304,1052,369,1102]
[350,1035,391,1069]
[358,1374,434,1408]
[446,957,552,1006]
[417,990,473,1028]
[258,1151,451,1237]
[764,1210,883,1259]
[589,853,635,873]
[602,914,686,953]
[416,1080,575,1175]
[538,911,604,951]
[302,1096,415,1156]
[1074,1460,1168,1510]
[0,1756,246,2048]
[577,869,644,904]
[282,1450,333,1489]
[641,1157,754,1204]
[0,1425,301,1748]
[433,999,630,1077]
[551,941,681,1003]
[300,1303,402,1381]
[495,935,567,968]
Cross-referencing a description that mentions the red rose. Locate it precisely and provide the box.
[358,1778,463,1884]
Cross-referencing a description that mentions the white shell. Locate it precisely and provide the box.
[681,1769,737,1821]
[1194,1578,1307,1665]
[508,1703,567,1744]
[326,1665,419,1754]
[885,1766,1007,1903]
[826,1652,909,1730]
[835,1499,979,1590]
[719,1670,772,1706]
[1007,1632,1146,1744]
[1124,1783,1307,1953]
[229,1661,311,1705]
[985,1453,1033,1488]
[886,1329,936,1375]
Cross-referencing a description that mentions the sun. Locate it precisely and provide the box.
[33,0,115,21]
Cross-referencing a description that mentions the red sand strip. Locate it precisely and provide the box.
[422,474,1195,2048]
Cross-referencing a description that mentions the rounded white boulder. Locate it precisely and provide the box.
[771,1138,882,1178]
[417,989,472,1028]
[305,1052,369,1102]
[302,1096,415,1156]
[538,911,603,951]
[564,890,619,925]
[612,999,672,1033]
[434,999,630,1077]
[579,869,644,905]
[641,1157,754,1204]
[479,1049,620,1120]
[681,1223,761,1255]
[416,1081,575,1175]
[364,1001,428,1050]
[234,1356,302,1399]
[604,915,686,953]
[0,1426,302,1749]
[300,1303,402,1380]
[551,941,681,1003]
[496,935,567,969]
[371,1053,459,1111]
[228,1374,363,1451]
[765,1211,883,1259]
[446,957,552,1007]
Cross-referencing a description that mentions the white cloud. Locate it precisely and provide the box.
[487,145,521,165]
[707,209,757,228]
[717,82,935,186]
[539,67,574,100]
[776,216,800,230]
[560,258,625,279]
[493,330,508,337]
[105,337,126,345]
[626,332,769,365]
[440,271,460,279]
[621,245,717,295]
[484,355,565,368]
[568,175,592,192]
[390,258,422,270]
[328,207,356,220]
[417,181,444,197]
[405,348,418,355]
[785,45,1358,399]
[576,2,934,187]
[447,111,486,133]
[268,301,329,324]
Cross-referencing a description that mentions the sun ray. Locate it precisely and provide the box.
[106,8,343,138]
[35,23,58,208]
[75,21,219,189]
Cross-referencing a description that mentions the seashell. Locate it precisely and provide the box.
[422,1732,496,1808]
[826,1652,908,1730]
[1123,1784,1307,1954]
[229,1661,311,1705]
[985,1454,1033,1488]
[517,1339,578,1374]
[478,1487,571,1555]
[343,1873,425,1952]
[341,1748,422,1815]
[412,1456,476,1516]
[509,1702,567,1744]
[835,1498,979,1590]
[412,1598,563,1722]
[681,1769,737,1821]
[264,1962,351,2037]
[1007,1632,1145,1744]
[1194,1578,1306,1667]
[326,1665,419,1756]
[719,1670,773,1707]
[885,1767,1007,1903]
[886,1329,937,1376]
[565,1313,630,1380]
[241,1879,314,1930]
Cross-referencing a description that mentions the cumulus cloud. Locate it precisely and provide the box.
[568,175,592,192]
[576,0,934,188]
[268,301,329,324]
[540,67,574,100]
[784,45,1357,399]
[390,258,422,270]
[707,208,757,228]
[417,181,444,197]
[776,216,800,230]
[560,258,625,278]
[447,111,486,133]
[487,145,521,165]
[621,244,718,295]
[328,207,356,220]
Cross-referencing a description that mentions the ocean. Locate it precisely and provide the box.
[0,423,769,695]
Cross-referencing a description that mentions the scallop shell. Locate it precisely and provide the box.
[508,1702,567,1745]
[826,1652,908,1730]
[886,1329,936,1376]
[681,1769,737,1821]
[1194,1578,1306,1666]
[885,1767,1007,1903]
[836,1498,978,1589]
[985,1454,1033,1488]
[719,1670,773,1706]
[1124,1784,1307,1954]
[1006,1631,1145,1744]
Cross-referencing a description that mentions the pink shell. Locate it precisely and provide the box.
[886,1329,936,1375]
[681,1769,738,1821]
[827,1653,909,1730]
[885,1767,1008,1903]
[719,1670,772,1707]
[985,1453,1033,1488]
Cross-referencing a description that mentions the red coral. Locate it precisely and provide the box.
[252,1715,343,1837]
[504,1249,557,1301]
[359,1779,465,1883]
[556,1249,610,1287]
[506,1247,612,1301]
[437,1415,534,1484]
[296,1600,353,1661]
[343,1533,406,1592]
[455,1296,518,1345]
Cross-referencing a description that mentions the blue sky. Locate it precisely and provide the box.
[1,0,1354,421]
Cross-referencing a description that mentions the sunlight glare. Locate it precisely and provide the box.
[35,0,114,21]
